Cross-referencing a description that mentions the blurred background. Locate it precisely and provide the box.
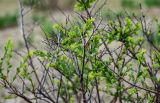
[0,0,160,50]
[0,0,160,102]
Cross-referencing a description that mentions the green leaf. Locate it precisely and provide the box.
[74,0,96,11]
[128,88,136,95]
[137,71,143,78]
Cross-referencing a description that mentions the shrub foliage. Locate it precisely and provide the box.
[1,0,160,103]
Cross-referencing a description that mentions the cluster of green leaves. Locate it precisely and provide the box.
[48,15,150,102]
[102,16,160,102]
[74,0,95,11]
[0,40,13,79]
[106,17,142,48]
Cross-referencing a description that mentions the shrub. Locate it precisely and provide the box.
[1,0,160,103]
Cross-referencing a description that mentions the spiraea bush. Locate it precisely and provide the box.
[1,0,160,103]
